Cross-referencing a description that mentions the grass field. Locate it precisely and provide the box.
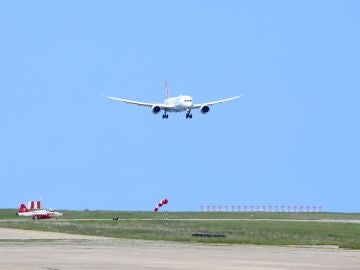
[1,209,360,249]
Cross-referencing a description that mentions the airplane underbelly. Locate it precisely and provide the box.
[173,104,188,112]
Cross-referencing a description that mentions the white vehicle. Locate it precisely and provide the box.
[105,81,241,119]
[16,204,63,220]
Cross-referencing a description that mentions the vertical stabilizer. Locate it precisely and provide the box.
[165,80,169,99]
[19,204,29,213]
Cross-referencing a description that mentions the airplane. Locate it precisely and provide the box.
[104,81,242,119]
[16,204,63,220]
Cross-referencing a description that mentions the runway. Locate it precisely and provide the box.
[2,218,360,223]
[0,228,359,270]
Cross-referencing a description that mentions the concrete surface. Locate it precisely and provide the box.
[0,228,359,270]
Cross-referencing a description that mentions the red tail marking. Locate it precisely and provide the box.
[19,204,29,213]
[165,80,169,99]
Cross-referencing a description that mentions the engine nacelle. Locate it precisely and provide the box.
[151,105,161,114]
[200,105,210,114]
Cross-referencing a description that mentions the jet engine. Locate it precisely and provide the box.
[200,105,210,114]
[151,105,161,114]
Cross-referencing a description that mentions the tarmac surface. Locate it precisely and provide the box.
[2,218,360,223]
[1,228,360,270]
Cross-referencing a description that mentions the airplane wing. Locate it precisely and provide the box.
[104,95,174,109]
[192,95,242,109]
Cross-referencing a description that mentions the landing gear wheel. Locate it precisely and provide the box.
[185,108,193,119]
[162,113,169,119]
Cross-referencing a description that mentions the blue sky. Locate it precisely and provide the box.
[1,1,359,212]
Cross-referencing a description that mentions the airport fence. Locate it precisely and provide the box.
[200,205,323,213]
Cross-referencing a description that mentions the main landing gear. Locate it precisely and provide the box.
[162,112,169,119]
[186,110,193,119]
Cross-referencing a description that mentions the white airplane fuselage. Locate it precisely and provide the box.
[164,95,193,112]
[17,207,63,220]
